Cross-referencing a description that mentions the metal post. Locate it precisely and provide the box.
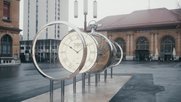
[95,73,98,87]
[98,72,101,82]
[104,69,107,83]
[82,73,86,93]
[88,73,91,86]
[73,76,76,94]
[111,67,113,78]
[61,80,65,102]
[50,80,54,102]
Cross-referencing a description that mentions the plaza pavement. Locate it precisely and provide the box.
[1,61,180,102]
[23,75,131,102]
[23,61,181,102]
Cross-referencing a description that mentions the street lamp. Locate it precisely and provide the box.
[73,0,97,93]
[83,0,88,31]
[74,0,97,31]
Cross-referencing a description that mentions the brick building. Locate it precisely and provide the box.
[0,0,21,65]
[96,8,181,61]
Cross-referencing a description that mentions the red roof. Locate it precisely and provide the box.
[96,8,181,31]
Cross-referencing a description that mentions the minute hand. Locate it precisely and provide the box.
[69,46,78,53]
[63,43,78,53]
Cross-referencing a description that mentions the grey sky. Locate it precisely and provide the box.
[69,0,180,28]
[20,0,180,33]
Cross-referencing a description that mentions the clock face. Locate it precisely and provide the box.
[58,32,98,73]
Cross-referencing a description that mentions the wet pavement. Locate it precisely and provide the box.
[0,61,181,102]
[111,61,181,102]
[0,63,82,102]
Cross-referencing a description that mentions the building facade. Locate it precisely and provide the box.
[21,0,69,62]
[97,8,181,61]
[20,39,60,63]
[23,0,69,40]
[0,0,21,65]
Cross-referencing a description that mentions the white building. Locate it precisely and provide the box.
[21,0,69,63]
[23,0,69,40]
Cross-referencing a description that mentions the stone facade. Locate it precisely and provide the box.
[96,8,181,61]
[0,0,21,64]
[107,28,181,61]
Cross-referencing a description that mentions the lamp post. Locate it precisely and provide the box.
[74,0,97,31]
[74,0,97,93]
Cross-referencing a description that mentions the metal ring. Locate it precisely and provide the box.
[32,21,87,81]
[89,32,114,68]
[111,42,123,67]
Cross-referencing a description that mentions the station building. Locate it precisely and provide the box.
[96,8,181,61]
[0,0,21,65]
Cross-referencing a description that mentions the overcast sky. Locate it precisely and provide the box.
[69,0,180,28]
[20,0,181,32]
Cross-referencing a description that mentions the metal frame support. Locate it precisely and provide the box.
[61,80,65,102]
[73,77,76,94]
[111,67,113,78]
[95,73,98,87]
[88,73,91,86]
[104,69,107,83]
[82,73,86,93]
[50,80,54,102]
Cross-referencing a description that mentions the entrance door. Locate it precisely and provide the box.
[135,50,149,61]
[135,37,149,61]
[160,36,175,61]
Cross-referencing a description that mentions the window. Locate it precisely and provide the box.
[161,36,175,54]
[3,0,10,20]
[20,47,24,50]
[115,38,126,52]
[115,38,126,60]
[1,35,12,57]
[136,37,149,50]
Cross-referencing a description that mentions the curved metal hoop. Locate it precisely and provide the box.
[111,42,123,67]
[89,32,114,70]
[32,21,87,81]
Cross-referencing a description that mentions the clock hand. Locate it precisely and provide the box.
[69,46,79,53]
[77,43,93,53]
[77,48,83,53]
[63,43,78,53]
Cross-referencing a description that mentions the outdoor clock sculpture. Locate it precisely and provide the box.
[32,21,88,80]
[32,20,123,80]
[58,31,98,73]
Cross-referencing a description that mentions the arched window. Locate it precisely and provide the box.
[135,37,149,61]
[115,38,126,52]
[136,37,149,50]
[160,36,175,54]
[115,38,126,60]
[1,35,12,57]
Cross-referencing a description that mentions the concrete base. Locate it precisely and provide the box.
[23,75,131,102]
